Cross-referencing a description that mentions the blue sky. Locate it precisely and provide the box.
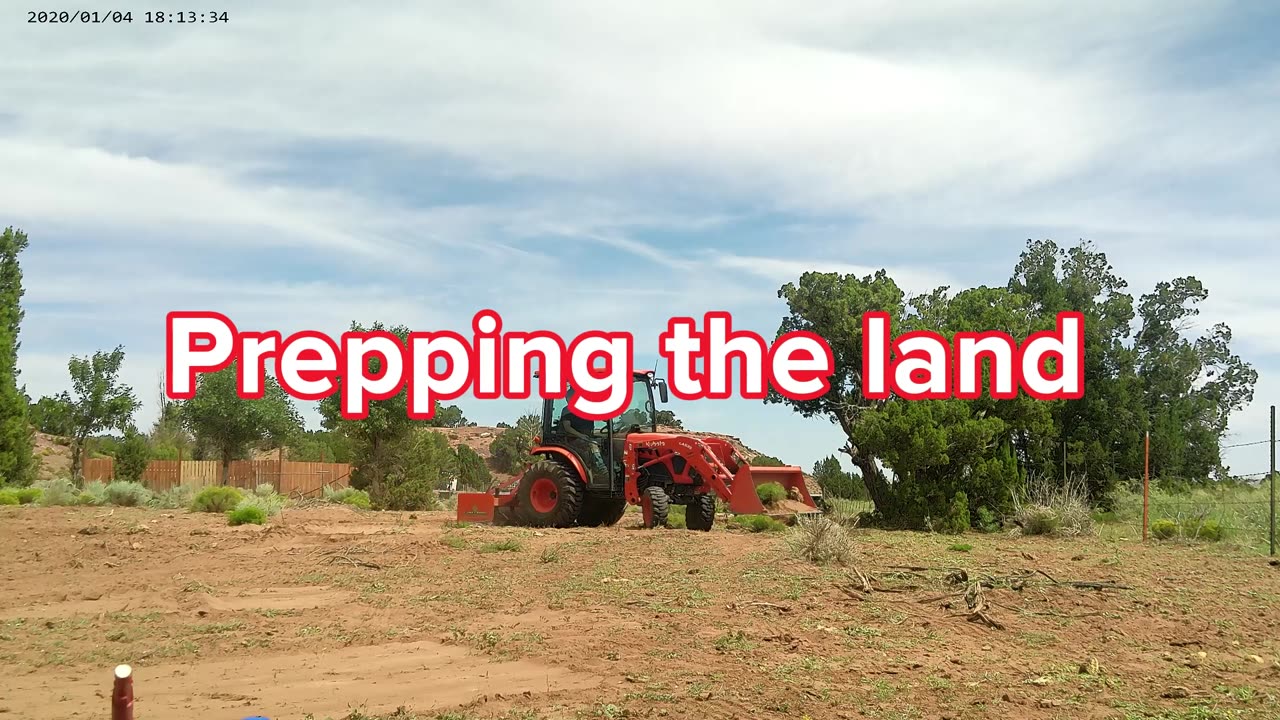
[3,1,1278,478]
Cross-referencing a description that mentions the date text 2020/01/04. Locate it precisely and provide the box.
[861,311,1084,401]
[26,11,229,23]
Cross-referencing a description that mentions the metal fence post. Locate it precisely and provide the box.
[1143,430,1150,542]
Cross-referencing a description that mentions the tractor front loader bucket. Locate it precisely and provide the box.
[726,464,821,522]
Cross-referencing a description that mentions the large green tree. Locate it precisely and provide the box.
[178,362,302,484]
[768,239,1256,526]
[489,413,540,474]
[812,455,869,501]
[64,346,141,482]
[0,227,35,484]
[317,321,471,490]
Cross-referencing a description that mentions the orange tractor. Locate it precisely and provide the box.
[456,370,819,529]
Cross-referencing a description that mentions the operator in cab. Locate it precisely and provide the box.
[560,387,608,485]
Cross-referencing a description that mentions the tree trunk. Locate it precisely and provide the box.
[70,436,87,486]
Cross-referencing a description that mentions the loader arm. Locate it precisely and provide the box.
[622,433,773,514]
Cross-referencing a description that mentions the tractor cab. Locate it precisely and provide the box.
[541,370,669,494]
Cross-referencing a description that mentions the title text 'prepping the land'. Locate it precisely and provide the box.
[164,311,839,420]
[862,311,1085,400]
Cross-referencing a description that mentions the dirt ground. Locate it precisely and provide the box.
[2,504,1278,720]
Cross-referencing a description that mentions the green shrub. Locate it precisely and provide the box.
[755,482,787,506]
[254,483,275,497]
[323,485,371,509]
[1018,505,1061,536]
[1190,519,1225,541]
[80,481,108,506]
[1150,519,1178,539]
[731,514,787,533]
[235,493,284,518]
[975,506,999,533]
[227,505,267,526]
[949,543,973,552]
[150,486,194,509]
[937,491,970,534]
[13,487,41,504]
[191,486,245,513]
[115,428,152,482]
[35,478,78,507]
[104,481,152,507]
[0,490,18,505]
[667,504,687,529]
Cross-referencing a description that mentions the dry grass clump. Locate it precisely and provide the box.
[785,514,854,564]
[1011,473,1093,537]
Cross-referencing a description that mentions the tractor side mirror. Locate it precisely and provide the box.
[657,380,669,404]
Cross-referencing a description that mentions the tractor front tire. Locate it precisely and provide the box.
[685,494,716,531]
[642,486,670,528]
[514,458,585,528]
[578,497,627,527]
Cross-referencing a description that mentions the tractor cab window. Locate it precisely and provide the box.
[550,393,599,439]
[606,377,655,434]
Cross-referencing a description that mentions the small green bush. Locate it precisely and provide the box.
[667,504,687,529]
[1190,519,1225,541]
[104,481,152,507]
[227,505,267,526]
[79,481,108,506]
[949,543,973,552]
[756,482,787,506]
[322,485,371,509]
[150,486,194,510]
[14,487,42,504]
[235,494,284,518]
[191,486,245,513]
[975,506,999,533]
[1017,505,1061,536]
[1150,518,1178,540]
[254,483,275,497]
[35,478,78,506]
[937,491,969,534]
[731,514,788,533]
[0,490,18,505]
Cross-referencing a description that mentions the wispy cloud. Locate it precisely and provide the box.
[3,1,1278,474]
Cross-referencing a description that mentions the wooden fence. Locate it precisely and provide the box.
[82,457,352,497]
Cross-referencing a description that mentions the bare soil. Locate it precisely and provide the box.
[3,504,1278,720]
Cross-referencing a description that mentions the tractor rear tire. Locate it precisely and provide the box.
[685,494,716,531]
[578,497,627,527]
[643,486,670,528]
[514,458,585,528]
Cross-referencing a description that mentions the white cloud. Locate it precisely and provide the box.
[3,0,1278,478]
